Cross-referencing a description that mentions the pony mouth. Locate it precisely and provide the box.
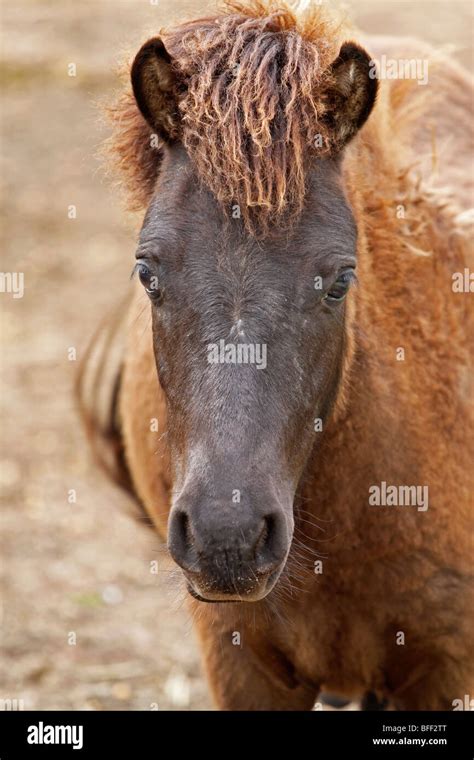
[186,584,238,604]
[184,567,283,604]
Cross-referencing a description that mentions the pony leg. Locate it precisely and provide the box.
[361,692,389,710]
[193,614,318,710]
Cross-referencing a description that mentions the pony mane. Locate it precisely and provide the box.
[106,1,345,234]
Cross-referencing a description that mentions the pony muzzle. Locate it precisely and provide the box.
[167,496,291,602]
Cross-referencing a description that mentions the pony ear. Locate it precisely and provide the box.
[323,42,378,151]
[131,37,181,142]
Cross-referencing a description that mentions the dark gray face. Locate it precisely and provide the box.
[136,143,357,602]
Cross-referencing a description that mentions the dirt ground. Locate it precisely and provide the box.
[1,0,472,711]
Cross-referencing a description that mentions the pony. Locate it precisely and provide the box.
[78,0,474,710]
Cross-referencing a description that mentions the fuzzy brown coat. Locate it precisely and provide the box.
[81,17,474,709]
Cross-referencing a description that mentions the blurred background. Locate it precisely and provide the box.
[1,0,472,710]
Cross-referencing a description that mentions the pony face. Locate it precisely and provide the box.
[136,145,357,602]
[128,6,377,602]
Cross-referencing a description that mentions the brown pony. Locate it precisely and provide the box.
[78,1,474,710]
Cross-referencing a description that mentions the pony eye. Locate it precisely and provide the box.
[136,262,162,302]
[324,270,355,303]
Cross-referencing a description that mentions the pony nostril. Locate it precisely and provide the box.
[179,512,193,551]
[168,510,200,574]
[254,514,284,574]
[254,516,271,556]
